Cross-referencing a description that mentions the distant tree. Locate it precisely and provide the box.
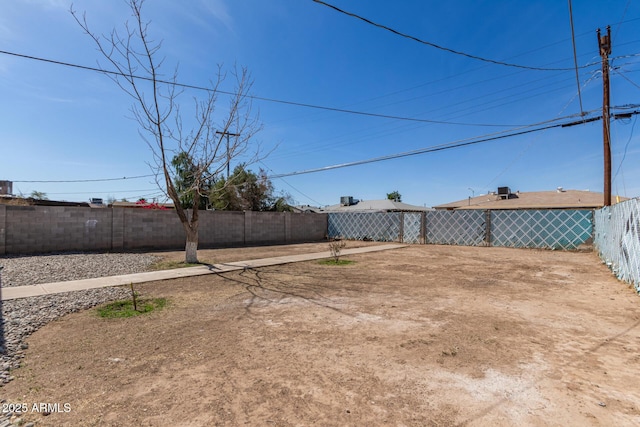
[73,0,261,263]
[387,191,402,202]
[30,190,48,200]
[270,195,294,213]
[210,165,292,212]
[171,151,213,210]
[107,195,116,205]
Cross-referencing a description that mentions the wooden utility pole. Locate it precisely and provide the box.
[598,26,612,206]
[215,131,240,179]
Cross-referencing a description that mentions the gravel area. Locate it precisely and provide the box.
[0,253,160,381]
[0,252,160,426]
[0,252,160,288]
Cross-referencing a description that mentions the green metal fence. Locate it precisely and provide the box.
[328,209,594,250]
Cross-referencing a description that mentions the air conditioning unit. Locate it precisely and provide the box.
[340,196,354,206]
[497,187,511,200]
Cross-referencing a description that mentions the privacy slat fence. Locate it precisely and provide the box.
[329,203,640,293]
[328,209,594,250]
[594,198,640,293]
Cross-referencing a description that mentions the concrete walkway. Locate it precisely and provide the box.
[1,244,406,301]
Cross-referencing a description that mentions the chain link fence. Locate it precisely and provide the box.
[328,204,639,292]
[594,198,640,293]
[426,210,487,246]
[490,209,593,250]
[328,209,593,250]
[328,212,401,242]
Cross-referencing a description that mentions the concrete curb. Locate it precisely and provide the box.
[1,244,406,301]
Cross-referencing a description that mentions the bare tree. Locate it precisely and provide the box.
[72,0,261,263]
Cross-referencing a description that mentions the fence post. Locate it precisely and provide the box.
[421,211,427,244]
[484,210,492,246]
[398,212,405,243]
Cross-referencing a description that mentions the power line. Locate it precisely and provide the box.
[269,114,605,179]
[0,49,524,128]
[258,161,323,206]
[567,0,585,115]
[12,174,155,183]
[613,68,640,90]
[311,0,591,72]
[46,188,158,195]
[612,114,637,185]
[484,70,602,191]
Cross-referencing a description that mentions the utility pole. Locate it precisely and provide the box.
[215,131,240,179]
[598,26,612,206]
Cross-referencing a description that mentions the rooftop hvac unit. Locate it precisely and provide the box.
[497,187,511,200]
[340,196,354,206]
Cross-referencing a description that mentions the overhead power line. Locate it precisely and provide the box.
[567,0,585,115]
[0,49,523,127]
[13,174,155,183]
[311,0,592,71]
[269,113,608,179]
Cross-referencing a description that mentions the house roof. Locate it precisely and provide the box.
[0,196,89,207]
[111,201,175,209]
[321,199,430,212]
[292,205,323,213]
[434,189,628,210]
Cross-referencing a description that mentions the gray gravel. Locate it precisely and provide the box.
[0,252,160,287]
[0,252,161,426]
[0,252,160,383]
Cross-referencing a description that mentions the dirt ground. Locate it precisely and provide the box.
[3,243,640,426]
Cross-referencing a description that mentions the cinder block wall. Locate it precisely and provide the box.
[122,209,186,250]
[199,211,246,247]
[3,206,114,254]
[0,206,328,255]
[290,212,328,242]
[0,205,6,255]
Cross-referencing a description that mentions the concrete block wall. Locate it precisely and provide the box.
[245,211,286,244]
[122,209,186,250]
[199,211,245,247]
[289,212,328,242]
[0,205,6,255]
[3,206,113,254]
[0,206,328,255]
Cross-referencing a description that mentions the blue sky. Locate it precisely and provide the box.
[1,0,639,207]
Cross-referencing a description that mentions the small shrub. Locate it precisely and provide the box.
[98,298,167,318]
[328,238,347,263]
[318,259,355,266]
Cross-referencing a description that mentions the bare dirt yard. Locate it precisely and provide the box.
[3,243,640,426]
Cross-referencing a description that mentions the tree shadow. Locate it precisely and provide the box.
[212,266,356,320]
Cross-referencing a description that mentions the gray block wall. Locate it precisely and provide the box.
[0,206,328,255]
[3,206,114,254]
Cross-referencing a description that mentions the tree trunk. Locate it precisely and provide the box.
[185,227,199,264]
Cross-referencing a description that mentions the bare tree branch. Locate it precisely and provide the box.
[72,0,262,262]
